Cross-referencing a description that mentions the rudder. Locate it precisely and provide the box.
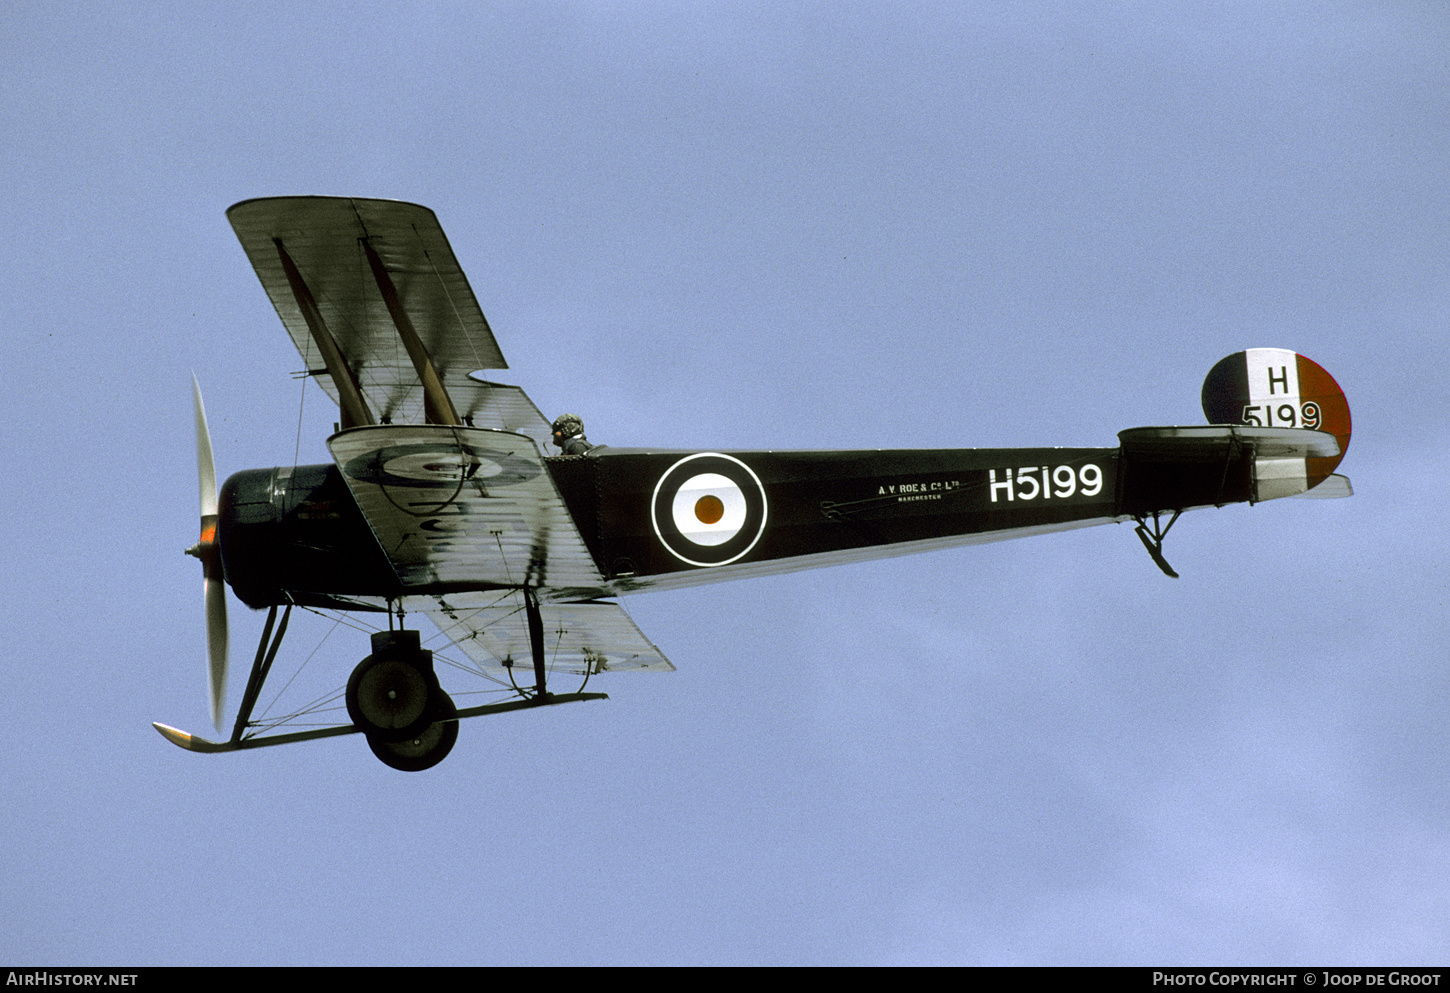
[1201,348,1351,493]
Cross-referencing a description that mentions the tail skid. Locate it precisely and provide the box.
[1134,510,1181,578]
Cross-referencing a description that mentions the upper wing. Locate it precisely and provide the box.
[415,593,674,676]
[227,196,552,446]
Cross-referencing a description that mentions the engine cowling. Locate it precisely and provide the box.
[218,463,400,609]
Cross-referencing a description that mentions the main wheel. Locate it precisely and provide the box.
[366,691,459,772]
[346,654,436,743]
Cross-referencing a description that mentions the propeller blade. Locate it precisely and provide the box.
[205,571,229,732]
[190,374,228,732]
[192,374,217,518]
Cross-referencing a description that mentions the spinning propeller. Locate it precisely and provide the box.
[184,376,228,731]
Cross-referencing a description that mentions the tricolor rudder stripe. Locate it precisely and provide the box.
[1201,348,1352,488]
[651,453,768,567]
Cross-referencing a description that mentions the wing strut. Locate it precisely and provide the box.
[273,238,376,429]
[361,238,462,426]
[525,586,549,700]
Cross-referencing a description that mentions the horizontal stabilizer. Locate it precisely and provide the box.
[1294,473,1353,499]
[1119,425,1340,460]
[1118,425,1345,511]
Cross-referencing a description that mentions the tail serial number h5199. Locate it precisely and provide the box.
[156,197,1353,771]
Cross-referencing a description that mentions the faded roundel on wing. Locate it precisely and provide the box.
[652,454,768,566]
[341,442,538,489]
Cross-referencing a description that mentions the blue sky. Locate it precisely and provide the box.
[3,1,1447,965]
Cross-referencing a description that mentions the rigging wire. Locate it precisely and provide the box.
[411,220,488,372]
[292,364,308,471]
[253,611,346,725]
[245,596,534,734]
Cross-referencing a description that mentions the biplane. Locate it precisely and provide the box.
[154,196,1353,771]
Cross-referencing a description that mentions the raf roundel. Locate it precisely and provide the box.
[651,454,768,567]
[340,441,538,490]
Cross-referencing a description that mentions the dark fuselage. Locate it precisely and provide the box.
[217,443,1203,609]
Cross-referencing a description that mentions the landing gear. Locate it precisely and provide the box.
[366,690,458,772]
[351,590,551,770]
[345,629,461,771]
[157,599,609,768]
[345,630,440,742]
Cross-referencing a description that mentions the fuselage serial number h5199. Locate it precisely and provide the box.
[988,464,1105,502]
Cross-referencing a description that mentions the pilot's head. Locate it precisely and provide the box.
[551,413,585,448]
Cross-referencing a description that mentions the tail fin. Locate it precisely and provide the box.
[1201,349,1352,497]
